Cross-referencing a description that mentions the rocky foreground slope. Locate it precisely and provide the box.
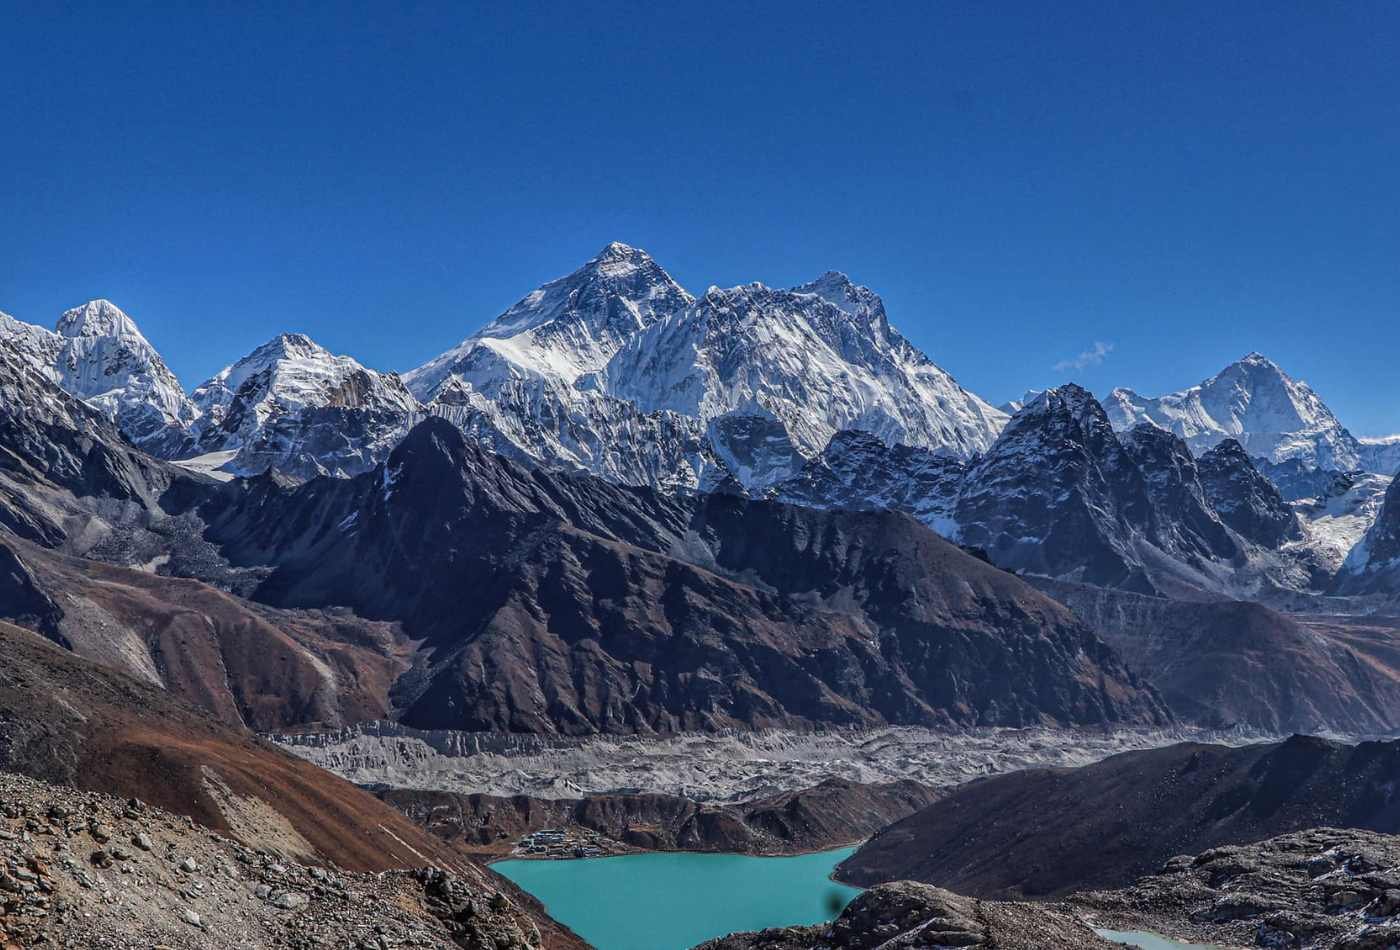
[0,770,564,950]
[696,880,1115,950]
[702,827,1400,950]
[0,621,584,947]
[1073,827,1400,949]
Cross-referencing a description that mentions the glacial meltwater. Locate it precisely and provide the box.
[493,846,862,949]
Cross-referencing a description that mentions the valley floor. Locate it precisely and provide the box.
[272,723,1274,803]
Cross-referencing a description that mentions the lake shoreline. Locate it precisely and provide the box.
[493,845,864,950]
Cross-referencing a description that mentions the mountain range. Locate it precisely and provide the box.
[6,243,1400,737]
[5,246,1398,593]
[10,244,1400,949]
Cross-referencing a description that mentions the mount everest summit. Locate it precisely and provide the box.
[3,243,1399,599]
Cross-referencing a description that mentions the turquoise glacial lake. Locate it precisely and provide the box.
[493,846,862,949]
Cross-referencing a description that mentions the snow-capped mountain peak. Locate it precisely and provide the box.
[192,332,419,430]
[184,332,422,479]
[1105,353,1362,471]
[0,299,196,453]
[406,242,693,400]
[55,299,143,340]
[598,275,1007,460]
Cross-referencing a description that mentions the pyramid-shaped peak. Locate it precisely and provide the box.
[583,241,661,278]
[593,240,649,260]
[56,299,142,339]
[1235,352,1284,371]
[252,332,330,360]
[386,417,478,484]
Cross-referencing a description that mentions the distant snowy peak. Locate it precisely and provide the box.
[193,333,417,423]
[1105,353,1363,471]
[998,389,1043,415]
[405,241,693,401]
[598,275,1007,459]
[0,299,196,453]
[55,299,143,339]
[401,244,1005,490]
[193,333,418,441]
[188,333,420,478]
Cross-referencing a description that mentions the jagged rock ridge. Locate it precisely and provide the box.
[192,416,1166,735]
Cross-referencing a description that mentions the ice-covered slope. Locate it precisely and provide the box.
[1104,353,1363,471]
[405,242,693,401]
[1334,475,1400,595]
[1293,472,1394,574]
[189,333,421,478]
[1359,435,1400,476]
[0,300,197,454]
[406,244,1007,490]
[596,274,1008,460]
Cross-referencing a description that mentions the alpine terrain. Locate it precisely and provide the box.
[4,246,1400,950]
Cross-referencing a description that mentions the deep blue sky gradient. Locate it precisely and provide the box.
[3,2,1398,431]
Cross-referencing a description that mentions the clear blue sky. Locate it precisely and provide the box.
[3,2,1398,433]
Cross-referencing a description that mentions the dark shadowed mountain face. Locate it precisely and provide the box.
[1196,438,1303,548]
[837,735,1400,900]
[1118,422,1237,563]
[0,344,177,547]
[955,386,1162,592]
[1036,579,1400,734]
[197,417,1167,735]
[0,350,1164,738]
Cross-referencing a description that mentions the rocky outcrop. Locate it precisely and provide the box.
[1197,438,1303,547]
[696,881,1113,949]
[1336,475,1400,594]
[955,386,1162,591]
[0,541,64,642]
[1074,827,1400,949]
[1118,422,1237,562]
[838,735,1400,899]
[771,430,965,533]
